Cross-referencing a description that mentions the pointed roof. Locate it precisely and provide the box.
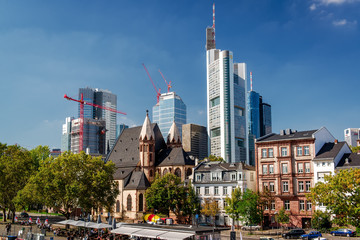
[157,147,195,167]
[124,171,151,190]
[139,111,154,140]
[167,121,181,143]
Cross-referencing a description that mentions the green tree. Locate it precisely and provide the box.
[350,145,360,153]
[17,151,118,219]
[145,173,192,219]
[311,210,332,231]
[276,207,290,226]
[29,145,50,170]
[241,189,263,226]
[0,144,34,222]
[225,187,242,228]
[182,182,200,224]
[307,168,360,227]
[200,197,219,226]
[200,155,225,163]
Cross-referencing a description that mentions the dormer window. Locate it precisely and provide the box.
[196,173,202,182]
[231,173,237,181]
[211,172,221,181]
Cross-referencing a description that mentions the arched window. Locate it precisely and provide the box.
[163,168,168,176]
[186,168,192,177]
[175,168,181,178]
[116,200,120,213]
[139,194,144,212]
[127,194,132,211]
[150,169,153,177]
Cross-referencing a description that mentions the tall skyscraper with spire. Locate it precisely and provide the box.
[206,4,248,163]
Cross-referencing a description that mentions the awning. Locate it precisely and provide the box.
[131,229,168,238]
[157,231,195,240]
[111,226,142,235]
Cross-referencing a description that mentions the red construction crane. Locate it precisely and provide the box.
[158,69,172,93]
[64,93,126,153]
[142,63,161,103]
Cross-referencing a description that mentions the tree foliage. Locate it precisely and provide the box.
[350,145,360,153]
[307,168,360,227]
[311,210,332,231]
[0,144,34,222]
[17,151,119,219]
[200,197,219,225]
[145,173,198,221]
[225,187,242,226]
[276,207,289,225]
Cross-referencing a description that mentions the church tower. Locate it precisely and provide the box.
[139,111,156,182]
[167,121,182,148]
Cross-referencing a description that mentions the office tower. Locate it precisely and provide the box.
[70,118,106,154]
[78,87,117,150]
[206,49,248,163]
[259,96,272,136]
[116,124,129,138]
[344,128,360,147]
[182,124,208,160]
[248,91,260,139]
[152,92,186,140]
[61,117,74,152]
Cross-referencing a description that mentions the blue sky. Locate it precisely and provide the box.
[1,0,359,150]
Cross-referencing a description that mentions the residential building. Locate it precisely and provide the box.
[61,117,73,152]
[78,87,118,151]
[182,124,208,161]
[193,161,256,226]
[107,112,194,221]
[152,92,186,140]
[70,118,106,154]
[116,124,129,138]
[255,127,336,228]
[344,128,360,147]
[206,49,248,163]
[336,152,360,170]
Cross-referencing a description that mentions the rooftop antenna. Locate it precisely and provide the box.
[213,3,216,44]
[250,72,253,91]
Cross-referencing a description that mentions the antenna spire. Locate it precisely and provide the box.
[250,72,253,91]
[212,3,215,42]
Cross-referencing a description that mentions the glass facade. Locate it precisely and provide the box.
[152,92,186,139]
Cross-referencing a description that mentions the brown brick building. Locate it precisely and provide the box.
[255,127,336,228]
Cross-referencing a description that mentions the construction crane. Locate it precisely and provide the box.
[64,93,126,153]
[142,63,161,103]
[158,69,172,93]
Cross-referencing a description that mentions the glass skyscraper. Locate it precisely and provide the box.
[207,49,248,163]
[152,92,186,140]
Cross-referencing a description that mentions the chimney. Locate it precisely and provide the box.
[334,139,338,144]
[285,129,292,135]
[280,130,285,135]
[345,158,350,165]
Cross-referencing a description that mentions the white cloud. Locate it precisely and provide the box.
[319,0,359,5]
[332,19,358,26]
[310,3,317,10]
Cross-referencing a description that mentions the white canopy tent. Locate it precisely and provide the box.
[111,226,195,240]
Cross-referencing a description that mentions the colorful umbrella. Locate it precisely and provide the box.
[143,214,160,223]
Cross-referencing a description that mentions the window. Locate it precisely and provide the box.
[210,97,220,107]
[250,173,254,181]
[299,200,305,211]
[231,173,237,181]
[268,148,274,157]
[271,201,276,210]
[269,182,275,192]
[297,146,303,156]
[223,187,228,195]
[284,200,290,210]
[196,174,202,182]
[305,163,310,173]
[298,181,304,192]
[205,187,209,195]
[304,146,310,155]
[262,149,267,158]
[212,172,221,181]
[282,163,288,174]
[234,107,244,116]
[264,204,269,210]
[318,172,330,181]
[306,201,312,211]
[232,187,236,193]
[262,165,268,175]
[196,187,200,195]
[282,181,289,192]
[263,182,268,191]
[298,163,304,173]
[116,200,120,213]
[306,181,311,192]
[238,173,242,180]
[127,194,132,211]
[269,164,274,174]
[223,201,228,209]
[214,186,219,195]
[281,147,288,156]
[210,128,220,138]
[138,193,144,212]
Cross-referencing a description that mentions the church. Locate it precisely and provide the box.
[107,111,195,221]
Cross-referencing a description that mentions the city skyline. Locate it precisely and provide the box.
[1,0,359,150]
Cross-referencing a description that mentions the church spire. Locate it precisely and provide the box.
[167,121,181,146]
[139,110,154,140]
